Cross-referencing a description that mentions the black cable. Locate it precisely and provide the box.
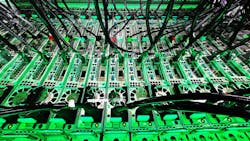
[1,101,249,118]
[192,2,245,41]
[208,19,249,58]
[232,36,250,48]
[188,2,209,41]
[0,2,15,18]
[94,0,116,48]
[1,21,49,63]
[127,93,249,109]
[46,0,95,38]
[211,35,250,58]
[94,0,138,55]
[30,0,64,51]
[144,0,175,53]
[108,20,128,34]
[123,0,131,16]
[102,0,109,44]
[94,0,112,43]
[102,0,126,59]
[157,1,241,54]
[107,24,185,55]
[92,2,106,40]
[42,1,69,33]
[0,1,38,36]
[168,0,233,60]
[45,1,81,37]
[108,7,147,38]
[169,0,210,52]
[0,34,19,52]
[9,0,21,11]
[153,0,163,17]
[154,102,250,119]
[93,0,157,54]
[112,19,130,36]
[53,0,78,17]
[129,21,188,37]
[178,0,186,10]
[0,104,67,117]
[152,0,175,45]
[0,35,28,62]
[107,18,185,54]
[94,0,242,57]
[29,0,80,64]
[62,0,71,12]
[145,0,153,45]
[3,0,21,12]
[112,0,122,16]
[139,0,144,16]
[152,27,184,38]
[83,0,90,14]
[0,88,248,118]
[0,2,37,37]
[38,1,84,61]
[5,0,11,8]
[227,7,248,47]
[112,91,250,116]
[183,0,234,50]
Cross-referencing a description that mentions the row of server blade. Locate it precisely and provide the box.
[0,16,249,140]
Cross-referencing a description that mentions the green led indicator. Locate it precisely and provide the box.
[91,16,97,19]
[200,36,207,41]
[182,4,197,9]
[127,37,132,43]
[32,14,38,18]
[142,37,149,42]
[90,37,95,42]
[20,14,26,17]
[58,15,62,19]
[138,15,144,19]
[115,15,121,20]
[126,16,131,19]
[150,15,155,19]
[18,118,36,124]
[184,16,189,20]
[172,16,178,20]
[80,15,86,19]
[243,34,249,39]
[80,37,85,42]
[64,36,70,42]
